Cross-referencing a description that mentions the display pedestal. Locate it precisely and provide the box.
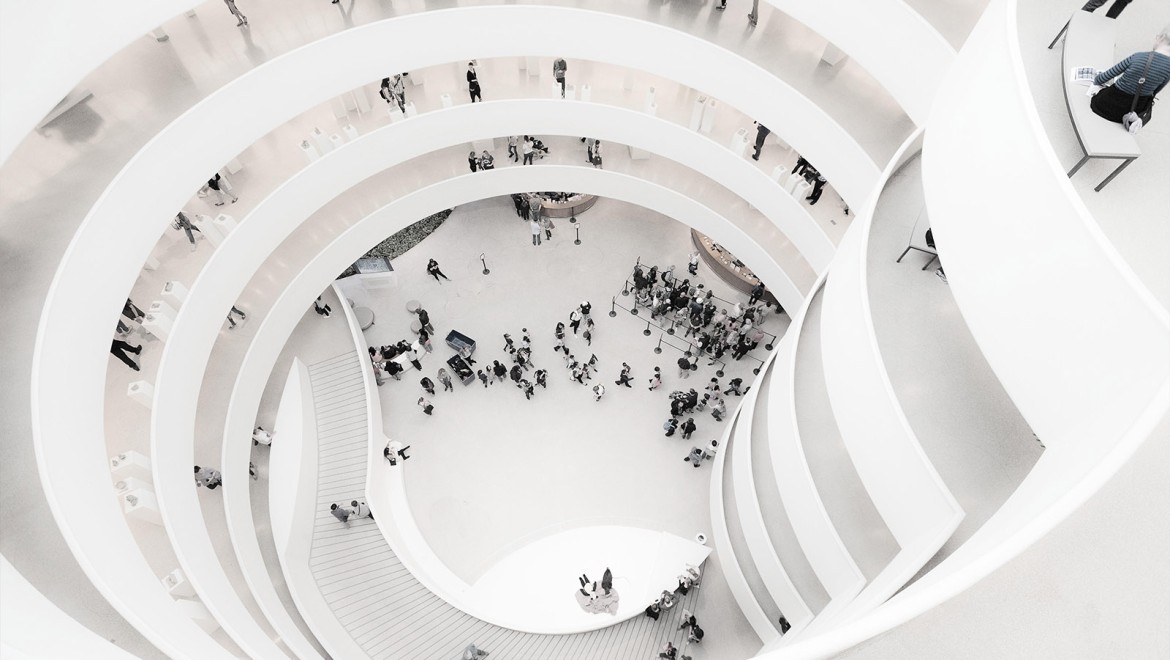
[793,180,812,201]
[299,140,319,163]
[122,489,163,525]
[403,101,418,117]
[127,381,155,409]
[114,476,153,496]
[440,93,453,109]
[700,99,718,134]
[353,87,371,114]
[161,281,188,308]
[174,598,221,634]
[820,43,848,67]
[148,300,178,321]
[162,569,197,598]
[111,450,153,481]
[225,157,244,175]
[343,124,359,141]
[565,84,576,101]
[142,311,174,341]
[730,128,749,158]
[689,97,706,131]
[212,213,238,242]
[311,127,332,154]
[772,167,789,185]
[579,83,591,102]
[387,106,404,123]
[329,133,344,151]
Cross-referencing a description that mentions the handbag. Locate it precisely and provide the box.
[1122,52,1156,133]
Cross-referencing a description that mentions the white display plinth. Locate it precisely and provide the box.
[162,569,197,598]
[645,86,656,113]
[773,166,789,185]
[330,97,348,121]
[127,380,155,409]
[388,106,405,123]
[161,281,188,308]
[113,476,152,495]
[551,82,561,99]
[565,84,576,101]
[730,128,749,158]
[311,127,333,154]
[689,97,706,131]
[224,157,243,175]
[329,134,344,151]
[783,174,801,195]
[110,450,152,481]
[195,217,224,247]
[579,83,591,103]
[142,312,173,342]
[700,98,718,134]
[472,137,494,153]
[821,43,849,67]
[440,93,453,109]
[403,101,418,117]
[645,102,657,118]
[405,69,423,87]
[342,124,359,141]
[525,56,539,75]
[150,28,168,42]
[793,180,812,201]
[299,140,319,163]
[143,253,161,271]
[122,489,162,525]
[212,213,238,241]
[174,598,220,634]
[148,300,178,320]
[353,87,371,114]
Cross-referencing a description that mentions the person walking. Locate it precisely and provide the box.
[724,377,744,396]
[589,140,603,168]
[592,383,605,402]
[330,503,352,528]
[648,366,662,390]
[408,347,423,372]
[468,151,479,173]
[111,338,142,371]
[615,363,633,387]
[752,121,770,160]
[553,57,568,97]
[477,369,489,387]
[664,417,679,437]
[492,360,507,383]
[522,136,535,165]
[535,369,548,388]
[207,173,237,205]
[225,305,246,329]
[417,307,435,334]
[508,135,519,162]
[681,417,697,440]
[426,258,450,283]
[466,62,482,102]
[530,218,542,246]
[677,355,692,379]
[390,74,407,111]
[748,0,760,25]
[540,216,554,240]
[417,397,434,415]
[522,379,535,400]
[223,0,248,27]
[420,377,436,396]
[313,296,332,317]
[351,499,375,521]
[194,466,223,489]
[384,440,411,464]
[569,308,582,334]
[173,211,202,250]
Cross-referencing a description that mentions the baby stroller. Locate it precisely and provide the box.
[531,138,550,159]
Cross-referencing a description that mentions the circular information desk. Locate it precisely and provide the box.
[534,193,598,218]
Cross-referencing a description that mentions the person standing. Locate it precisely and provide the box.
[592,384,606,402]
[417,397,434,415]
[806,172,827,205]
[462,643,489,659]
[507,135,519,162]
[426,258,450,283]
[390,74,406,111]
[749,281,766,306]
[590,140,603,168]
[380,78,395,105]
[313,296,332,317]
[437,368,453,392]
[330,503,352,528]
[522,379,535,400]
[540,216,554,240]
[223,0,248,27]
[420,377,436,396]
[466,62,482,102]
[535,369,548,388]
[569,308,582,334]
[479,150,494,170]
[792,155,811,176]
[477,369,490,387]
[553,57,568,97]
[417,307,435,334]
[681,417,697,440]
[194,466,223,489]
[748,0,760,25]
[351,499,375,521]
[648,366,662,390]
[225,305,246,329]
[468,151,479,173]
[522,136,535,165]
[677,355,692,379]
[752,121,770,160]
[111,338,142,371]
[529,218,543,246]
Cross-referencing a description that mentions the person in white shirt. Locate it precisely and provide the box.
[530,219,542,246]
[593,384,605,402]
[252,426,273,447]
[350,500,374,521]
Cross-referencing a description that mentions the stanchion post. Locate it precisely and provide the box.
[574,225,581,245]
[643,320,652,337]
[480,252,490,275]
[609,297,617,318]
[666,318,676,335]
[654,334,663,354]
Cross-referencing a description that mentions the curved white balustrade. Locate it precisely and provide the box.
[34,6,881,643]
[818,128,964,620]
[710,413,776,647]
[729,361,815,634]
[764,278,865,632]
[0,0,198,163]
[766,0,954,125]
[757,0,1170,657]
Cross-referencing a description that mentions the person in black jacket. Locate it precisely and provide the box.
[752,121,770,160]
[466,62,482,102]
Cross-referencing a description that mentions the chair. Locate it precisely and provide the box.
[896,208,938,270]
